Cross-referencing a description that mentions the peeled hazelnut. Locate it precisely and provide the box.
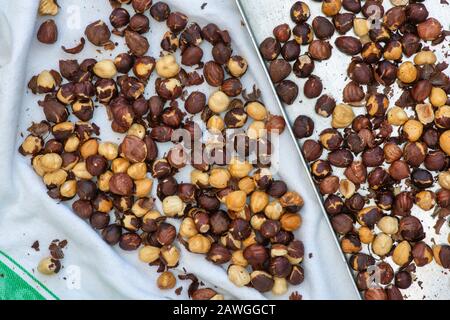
[397,61,417,84]
[438,172,450,190]
[372,233,393,257]
[332,103,354,128]
[209,168,231,189]
[246,102,267,121]
[160,245,180,267]
[228,265,251,287]
[430,88,447,107]
[188,234,211,254]
[227,56,248,78]
[414,50,437,65]
[322,0,342,17]
[208,91,230,113]
[162,195,185,217]
[157,271,176,290]
[155,54,180,78]
[440,131,450,156]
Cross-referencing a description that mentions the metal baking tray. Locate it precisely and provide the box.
[236,0,450,300]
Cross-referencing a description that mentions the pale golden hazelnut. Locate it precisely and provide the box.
[332,104,355,128]
[250,214,267,230]
[111,157,131,173]
[392,241,412,266]
[231,250,248,267]
[191,169,209,187]
[32,155,46,177]
[339,179,355,199]
[207,115,225,132]
[430,88,447,107]
[397,61,417,84]
[209,168,231,189]
[438,171,450,190]
[390,0,409,6]
[157,271,176,289]
[415,190,436,211]
[162,195,185,217]
[210,294,225,300]
[143,210,162,223]
[377,216,398,235]
[39,153,62,173]
[138,246,160,263]
[238,176,256,194]
[37,70,56,92]
[228,158,252,178]
[156,54,180,78]
[264,200,284,220]
[131,198,153,217]
[403,119,423,142]
[93,60,117,79]
[127,123,146,139]
[98,142,119,161]
[39,0,59,16]
[180,217,198,239]
[80,139,99,159]
[387,106,408,126]
[20,135,43,155]
[52,121,74,136]
[64,135,80,153]
[225,190,247,212]
[127,162,147,180]
[372,233,393,257]
[250,191,269,213]
[358,226,374,244]
[188,234,211,254]
[247,121,266,139]
[414,50,437,65]
[272,277,288,296]
[227,57,248,78]
[440,131,450,156]
[208,91,230,113]
[415,103,434,125]
[383,42,403,61]
[280,213,302,231]
[435,106,450,129]
[134,178,153,197]
[59,180,77,198]
[246,102,267,121]
[72,162,93,180]
[37,257,60,275]
[160,245,180,267]
[353,18,370,37]
[43,169,67,186]
[98,171,113,192]
[228,265,251,287]
[359,34,371,45]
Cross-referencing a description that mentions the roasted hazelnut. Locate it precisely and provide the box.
[328,149,353,168]
[435,106,450,129]
[250,271,274,293]
[357,206,383,229]
[361,42,383,64]
[319,176,340,195]
[399,216,424,242]
[319,129,343,150]
[119,233,142,251]
[331,213,354,234]
[322,0,342,16]
[302,140,323,162]
[372,233,393,257]
[341,233,362,254]
[362,147,384,167]
[281,40,300,62]
[349,253,375,272]
[276,80,299,105]
[401,33,421,57]
[129,13,150,33]
[304,75,323,99]
[259,37,281,61]
[157,271,176,290]
[150,1,170,21]
[395,271,412,290]
[411,79,432,103]
[273,24,291,43]
[347,60,372,85]
[405,3,428,23]
[417,18,442,41]
[293,115,314,139]
[155,78,182,100]
[227,265,250,287]
[432,245,450,269]
[383,40,403,61]
[292,23,313,45]
[85,20,111,47]
[332,103,355,128]
[403,142,427,167]
[110,8,130,28]
[311,159,332,179]
[411,168,433,189]
[312,16,335,40]
[102,225,122,245]
[424,150,447,171]
[430,88,447,108]
[227,56,248,78]
[414,50,437,66]
[335,36,362,55]
[37,19,58,44]
[37,257,61,275]
[374,60,398,86]
[333,13,354,35]
[324,195,344,215]
[244,244,269,269]
[308,40,332,61]
[109,173,133,196]
[397,61,418,84]
[166,12,188,33]
[364,288,387,301]
[293,54,315,78]
[411,242,433,268]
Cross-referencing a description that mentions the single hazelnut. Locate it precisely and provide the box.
[372,233,393,257]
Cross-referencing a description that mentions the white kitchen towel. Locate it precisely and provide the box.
[0,0,359,300]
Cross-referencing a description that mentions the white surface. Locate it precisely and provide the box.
[0,0,358,299]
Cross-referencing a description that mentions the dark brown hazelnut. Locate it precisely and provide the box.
[224,108,247,128]
[335,36,362,55]
[290,1,310,23]
[433,245,450,269]
[383,142,402,163]
[417,18,442,41]
[244,244,268,268]
[161,106,184,128]
[399,216,424,241]
[292,23,313,45]
[166,12,188,33]
[319,175,340,195]
[343,81,365,105]
[276,80,299,105]
[344,161,367,185]
[90,212,110,230]
[346,193,364,212]
[201,23,221,45]
[311,160,332,179]
[86,155,107,177]
[366,93,389,117]
[37,19,58,44]
[181,46,203,66]
[273,24,291,43]
[374,60,398,86]
[376,191,394,211]
[377,261,395,285]
[302,139,323,162]
[210,210,230,235]
[156,222,176,246]
[384,7,406,31]
[437,190,450,208]
[406,3,428,24]
[110,8,130,28]
[393,192,414,217]
[412,241,433,267]
[346,133,365,154]
[319,128,343,150]
[85,20,110,46]
[341,233,362,254]
[251,271,274,293]
[72,200,93,219]
[364,288,387,300]
[358,206,383,228]
[281,40,300,62]
[348,60,372,85]
[129,13,150,33]
[269,256,292,278]
[76,180,97,201]
[304,75,323,99]
[349,253,375,272]
[151,159,172,179]
[342,0,361,13]
[179,22,203,49]
[293,115,314,139]
[211,43,232,66]
[401,33,422,57]
[287,265,304,285]
[332,214,354,234]
[157,177,178,200]
[267,180,287,198]
[229,219,251,241]
[403,142,427,167]
[411,79,432,102]
[150,2,170,21]
[369,25,391,43]
[388,160,410,181]
[293,54,315,78]
[125,30,149,56]
[198,192,220,211]
[411,168,433,189]
[424,150,446,172]
[119,135,147,163]
[259,37,281,61]
[221,78,243,97]
[333,13,354,35]
[102,225,122,245]
[386,285,403,301]
[132,0,151,13]
[312,16,335,40]
[114,53,134,74]
[207,244,231,265]
[324,195,344,215]
[361,42,383,64]
[308,40,332,61]
[266,114,286,134]
[184,91,206,114]
[119,232,142,251]
[39,99,68,124]
[362,147,384,167]
[395,271,412,290]
[203,61,224,87]
[328,149,353,168]
[109,173,134,196]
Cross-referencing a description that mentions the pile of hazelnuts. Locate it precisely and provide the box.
[260,0,450,300]
[21,0,306,299]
